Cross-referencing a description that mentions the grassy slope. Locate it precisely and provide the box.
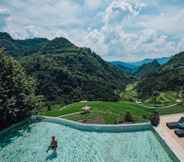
[41,101,184,124]
[120,83,138,101]
[121,83,182,106]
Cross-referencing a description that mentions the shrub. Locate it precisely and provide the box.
[124,112,134,122]
[150,112,160,126]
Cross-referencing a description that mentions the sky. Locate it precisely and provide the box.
[0,0,184,62]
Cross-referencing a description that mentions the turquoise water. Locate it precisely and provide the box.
[0,121,176,162]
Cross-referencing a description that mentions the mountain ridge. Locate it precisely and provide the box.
[111,57,170,74]
[135,60,161,79]
[0,32,131,103]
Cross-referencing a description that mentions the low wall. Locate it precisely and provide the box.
[34,115,151,132]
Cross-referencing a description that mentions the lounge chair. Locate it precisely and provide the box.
[177,123,184,129]
[175,129,184,137]
[166,117,184,129]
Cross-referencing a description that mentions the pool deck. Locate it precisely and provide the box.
[154,113,184,161]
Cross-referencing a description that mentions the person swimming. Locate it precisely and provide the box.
[47,136,58,152]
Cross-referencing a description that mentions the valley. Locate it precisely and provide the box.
[0,1,184,161]
[0,32,184,125]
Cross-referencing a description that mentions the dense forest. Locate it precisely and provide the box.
[0,32,131,105]
[135,60,161,79]
[136,52,184,99]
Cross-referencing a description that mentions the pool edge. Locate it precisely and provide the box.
[36,115,151,132]
[153,127,183,162]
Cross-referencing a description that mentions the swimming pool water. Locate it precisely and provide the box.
[0,121,176,162]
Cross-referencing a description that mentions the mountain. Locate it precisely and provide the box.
[0,32,49,56]
[0,32,131,104]
[111,57,170,74]
[135,60,161,79]
[136,52,184,99]
[132,57,169,66]
[111,61,137,74]
[161,52,184,71]
[157,57,170,64]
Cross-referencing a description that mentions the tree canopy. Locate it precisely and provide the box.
[0,49,42,129]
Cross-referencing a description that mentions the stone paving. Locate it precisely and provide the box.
[154,113,184,161]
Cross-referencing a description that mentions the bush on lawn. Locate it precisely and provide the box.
[124,112,134,122]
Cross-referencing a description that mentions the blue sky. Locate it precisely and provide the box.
[0,0,184,61]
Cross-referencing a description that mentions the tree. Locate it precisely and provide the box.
[0,49,42,129]
[152,91,160,105]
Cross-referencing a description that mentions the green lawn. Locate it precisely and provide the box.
[120,83,138,102]
[40,101,184,124]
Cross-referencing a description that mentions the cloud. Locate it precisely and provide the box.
[140,9,184,34]
[84,0,102,10]
[0,5,8,14]
[0,0,184,61]
[103,0,146,26]
[1,0,82,39]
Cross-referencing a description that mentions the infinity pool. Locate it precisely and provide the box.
[0,121,177,162]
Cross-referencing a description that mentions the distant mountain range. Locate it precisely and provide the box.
[111,57,170,73]
[136,51,184,99]
[129,57,170,66]
[112,54,184,102]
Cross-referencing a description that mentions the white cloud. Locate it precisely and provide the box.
[103,0,145,25]
[176,38,184,53]
[0,5,8,14]
[141,9,184,34]
[118,54,145,62]
[0,0,184,61]
[2,0,82,39]
[85,0,102,10]
[79,29,108,56]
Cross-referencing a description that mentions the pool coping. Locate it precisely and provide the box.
[154,126,184,162]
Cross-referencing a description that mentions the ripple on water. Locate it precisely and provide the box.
[0,122,176,162]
